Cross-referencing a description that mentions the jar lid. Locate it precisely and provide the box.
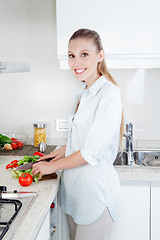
[33,123,47,128]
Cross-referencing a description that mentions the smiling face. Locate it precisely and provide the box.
[68,38,104,88]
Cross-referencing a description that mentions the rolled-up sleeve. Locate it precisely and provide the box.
[80,87,122,166]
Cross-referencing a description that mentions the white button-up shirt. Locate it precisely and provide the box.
[61,76,122,225]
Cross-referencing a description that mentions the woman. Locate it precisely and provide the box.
[32,28,123,240]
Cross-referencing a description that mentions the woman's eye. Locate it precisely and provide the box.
[82,53,88,57]
[68,54,74,58]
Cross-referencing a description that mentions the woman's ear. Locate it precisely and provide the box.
[98,49,104,62]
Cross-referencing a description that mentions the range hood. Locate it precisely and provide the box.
[56,0,160,70]
[0,62,30,74]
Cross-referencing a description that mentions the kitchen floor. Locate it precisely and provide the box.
[0,145,57,156]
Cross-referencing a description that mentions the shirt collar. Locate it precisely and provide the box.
[87,76,108,96]
[76,76,108,98]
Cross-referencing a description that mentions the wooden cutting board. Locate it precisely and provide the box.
[39,172,57,181]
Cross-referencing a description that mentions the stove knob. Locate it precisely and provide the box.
[0,186,7,192]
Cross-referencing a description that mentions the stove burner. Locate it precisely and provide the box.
[0,187,7,193]
[0,199,22,240]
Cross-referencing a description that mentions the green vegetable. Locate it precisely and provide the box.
[11,155,41,182]
[0,134,12,147]
[17,155,40,166]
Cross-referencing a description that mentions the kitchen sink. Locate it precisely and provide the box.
[114,150,160,166]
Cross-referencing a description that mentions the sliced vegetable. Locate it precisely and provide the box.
[8,155,41,182]
[19,173,33,187]
[6,160,19,169]
[33,152,45,157]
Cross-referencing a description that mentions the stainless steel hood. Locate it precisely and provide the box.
[0,62,30,74]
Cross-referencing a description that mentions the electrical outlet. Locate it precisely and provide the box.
[56,119,68,131]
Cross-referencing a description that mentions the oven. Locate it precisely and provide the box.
[0,186,37,240]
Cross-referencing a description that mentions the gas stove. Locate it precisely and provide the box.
[0,186,37,240]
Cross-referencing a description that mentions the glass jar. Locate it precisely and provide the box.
[33,123,47,147]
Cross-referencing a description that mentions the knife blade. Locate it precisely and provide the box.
[15,158,53,171]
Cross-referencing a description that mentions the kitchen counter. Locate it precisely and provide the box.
[1,151,160,239]
[0,155,60,240]
[115,165,160,182]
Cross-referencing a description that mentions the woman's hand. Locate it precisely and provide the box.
[32,149,87,180]
[32,146,66,179]
[37,146,66,162]
[32,161,56,180]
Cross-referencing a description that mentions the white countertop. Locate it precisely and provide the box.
[0,156,60,240]
[1,155,160,239]
[115,164,160,182]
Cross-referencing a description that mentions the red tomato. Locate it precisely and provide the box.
[19,173,33,187]
[11,138,17,141]
[11,143,18,149]
[17,141,24,148]
[12,140,19,144]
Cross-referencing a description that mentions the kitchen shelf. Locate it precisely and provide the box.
[0,145,56,156]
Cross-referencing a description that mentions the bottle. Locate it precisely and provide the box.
[33,123,47,147]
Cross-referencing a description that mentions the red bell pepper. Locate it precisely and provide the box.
[33,152,45,157]
[6,160,19,169]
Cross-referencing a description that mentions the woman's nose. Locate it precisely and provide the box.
[73,56,82,65]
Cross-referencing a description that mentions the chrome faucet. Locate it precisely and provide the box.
[123,123,134,166]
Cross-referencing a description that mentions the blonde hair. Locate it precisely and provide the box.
[69,29,124,142]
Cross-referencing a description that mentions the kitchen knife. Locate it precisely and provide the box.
[15,158,53,170]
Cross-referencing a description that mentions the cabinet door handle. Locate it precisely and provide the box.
[51,225,56,233]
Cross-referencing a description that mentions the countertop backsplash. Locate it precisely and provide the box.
[26,137,160,151]
[120,139,160,151]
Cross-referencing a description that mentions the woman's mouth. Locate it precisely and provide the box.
[74,68,86,75]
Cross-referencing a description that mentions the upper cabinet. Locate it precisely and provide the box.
[56,0,160,69]
[0,0,29,62]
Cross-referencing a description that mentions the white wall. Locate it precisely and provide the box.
[0,0,160,146]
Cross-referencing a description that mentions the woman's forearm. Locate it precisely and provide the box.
[53,150,87,171]
[32,150,87,179]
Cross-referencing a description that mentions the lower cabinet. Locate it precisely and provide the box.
[35,210,51,240]
[34,190,70,240]
[35,193,59,240]
[151,182,160,240]
[35,181,160,240]
[110,182,150,240]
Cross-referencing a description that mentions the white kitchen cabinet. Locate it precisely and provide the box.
[50,190,70,240]
[35,209,51,240]
[151,182,160,240]
[56,192,70,240]
[35,193,60,240]
[110,181,150,240]
[50,189,70,240]
[56,0,160,69]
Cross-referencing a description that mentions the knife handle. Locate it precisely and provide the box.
[45,157,54,162]
[32,157,54,166]
[39,157,54,162]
